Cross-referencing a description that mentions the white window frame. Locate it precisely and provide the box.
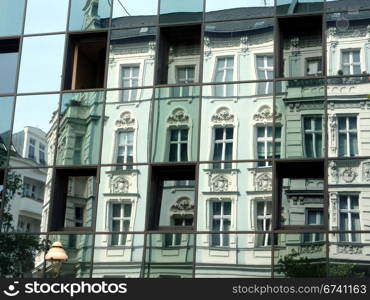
[175,65,195,84]
[120,65,140,101]
[165,215,194,247]
[337,115,358,157]
[341,49,361,75]
[109,202,132,246]
[303,208,324,243]
[256,54,273,94]
[168,128,188,162]
[28,138,36,159]
[256,200,272,247]
[305,57,323,76]
[256,125,273,166]
[116,130,134,167]
[210,201,232,247]
[338,194,361,243]
[39,143,46,164]
[212,127,234,169]
[303,116,323,158]
[213,56,234,97]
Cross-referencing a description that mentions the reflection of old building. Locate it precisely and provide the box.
[2,0,370,279]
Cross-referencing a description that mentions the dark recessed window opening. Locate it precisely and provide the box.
[276,15,322,78]
[49,168,97,231]
[276,160,324,229]
[157,25,201,84]
[0,38,19,94]
[147,164,196,231]
[64,33,107,90]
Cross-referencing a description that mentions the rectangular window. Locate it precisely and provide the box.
[256,55,273,94]
[256,201,272,247]
[338,116,358,157]
[164,216,193,247]
[116,131,134,169]
[173,65,195,97]
[49,168,97,231]
[121,66,139,101]
[306,57,322,76]
[303,116,323,158]
[169,129,188,162]
[148,165,195,230]
[342,50,361,75]
[110,202,132,246]
[28,138,35,160]
[339,195,361,242]
[214,57,234,97]
[157,25,201,84]
[303,209,324,242]
[39,144,46,165]
[211,201,231,247]
[257,125,273,166]
[212,127,233,169]
[23,183,30,197]
[73,136,83,165]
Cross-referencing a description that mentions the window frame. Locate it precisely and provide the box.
[210,200,232,248]
[302,115,323,158]
[337,115,358,157]
[108,201,132,247]
[119,64,140,102]
[211,126,234,169]
[341,49,361,75]
[256,125,274,166]
[338,194,361,243]
[168,127,189,162]
[255,54,273,94]
[213,56,235,97]
[115,130,135,169]
[255,200,272,247]
[305,56,323,76]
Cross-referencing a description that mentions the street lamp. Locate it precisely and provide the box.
[45,241,68,278]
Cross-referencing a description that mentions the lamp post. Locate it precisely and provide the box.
[45,241,68,278]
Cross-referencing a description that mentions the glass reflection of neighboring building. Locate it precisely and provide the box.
[0,0,370,279]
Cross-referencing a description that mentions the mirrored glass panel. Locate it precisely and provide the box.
[200,83,274,162]
[12,94,59,167]
[328,159,370,232]
[277,160,325,228]
[111,0,157,28]
[157,25,201,84]
[3,169,47,233]
[101,91,152,164]
[0,234,46,278]
[159,0,203,24]
[93,234,144,278]
[275,79,325,159]
[143,233,194,278]
[0,39,19,94]
[274,233,327,277]
[327,76,369,158]
[45,234,93,278]
[0,97,14,168]
[326,0,370,12]
[0,0,26,37]
[278,16,322,78]
[205,0,274,21]
[56,91,104,166]
[326,11,370,77]
[107,28,157,89]
[197,163,272,232]
[69,0,111,31]
[276,0,323,15]
[24,0,68,34]
[151,87,200,162]
[329,233,370,278]
[203,19,274,83]
[17,35,65,93]
[96,166,148,232]
[195,234,272,277]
